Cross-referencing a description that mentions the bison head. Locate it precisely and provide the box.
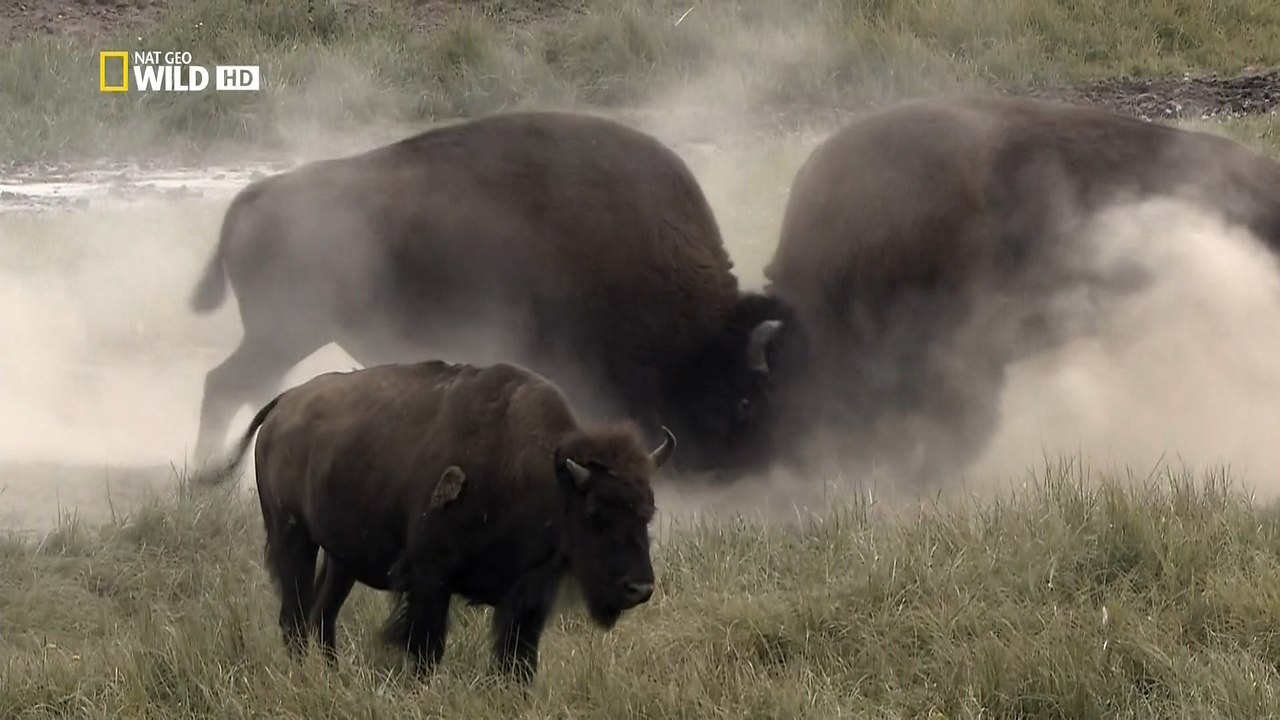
[554,424,672,628]
[660,292,800,475]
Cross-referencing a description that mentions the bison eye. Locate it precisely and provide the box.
[738,398,752,418]
[584,501,609,525]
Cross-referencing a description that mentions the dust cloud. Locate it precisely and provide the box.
[0,43,441,526]
[0,204,233,532]
[970,198,1280,499]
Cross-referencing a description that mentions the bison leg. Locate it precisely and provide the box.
[490,572,561,682]
[309,553,357,666]
[192,331,323,468]
[860,346,1006,489]
[392,585,451,675]
[264,513,320,658]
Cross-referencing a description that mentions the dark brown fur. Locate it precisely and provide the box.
[759,95,1280,485]
[217,360,674,681]
[188,110,788,477]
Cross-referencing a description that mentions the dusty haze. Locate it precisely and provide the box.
[969,198,1280,497]
[4,3,1280,533]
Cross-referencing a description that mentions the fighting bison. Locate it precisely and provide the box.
[212,359,674,681]
[187,110,788,477]
[759,95,1280,486]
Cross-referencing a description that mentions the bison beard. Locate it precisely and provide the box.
[759,95,1280,487]
[213,359,673,682]
[186,110,789,481]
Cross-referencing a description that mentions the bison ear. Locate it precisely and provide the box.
[747,319,784,373]
[558,456,593,492]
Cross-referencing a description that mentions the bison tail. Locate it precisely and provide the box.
[379,594,414,650]
[188,250,227,314]
[198,392,283,485]
[189,190,248,313]
[377,557,415,649]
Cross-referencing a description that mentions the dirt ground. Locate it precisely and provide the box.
[0,0,168,40]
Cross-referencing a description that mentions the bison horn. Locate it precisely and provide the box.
[564,457,592,488]
[747,319,783,373]
[649,426,676,469]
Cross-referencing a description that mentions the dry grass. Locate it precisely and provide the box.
[4,460,1280,717]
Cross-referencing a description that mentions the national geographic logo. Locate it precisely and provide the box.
[99,51,260,93]
[99,51,129,93]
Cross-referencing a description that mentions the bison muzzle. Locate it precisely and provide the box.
[214,359,674,682]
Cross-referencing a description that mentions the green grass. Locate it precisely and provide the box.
[4,459,1280,717]
[3,0,1280,165]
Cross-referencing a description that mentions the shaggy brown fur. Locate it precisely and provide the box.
[759,95,1280,486]
[187,110,788,477]
[214,359,674,682]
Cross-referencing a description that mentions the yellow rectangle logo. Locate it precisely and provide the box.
[100,51,129,93]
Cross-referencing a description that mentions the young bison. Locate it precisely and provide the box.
[214,359,675,682]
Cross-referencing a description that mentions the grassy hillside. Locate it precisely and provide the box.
[2,0,1280,164]
[4,462,1280,717]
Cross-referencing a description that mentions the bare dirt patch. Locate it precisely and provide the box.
[1,0,167,43]
[1017,68,1280,121]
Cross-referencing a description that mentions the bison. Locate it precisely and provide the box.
[187,110,789,478]
[758,95,1280,486]
[211,359,674,681]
